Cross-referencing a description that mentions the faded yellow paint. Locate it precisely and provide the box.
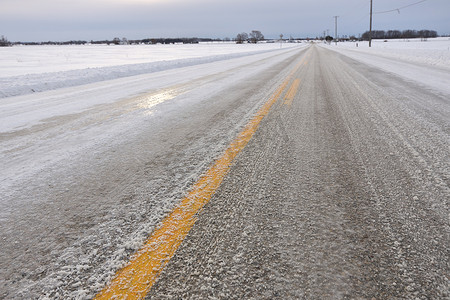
[93,59,299,299]
[284,78,301,106]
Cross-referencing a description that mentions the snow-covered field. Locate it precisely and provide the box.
[320,37,450,95]
[331,37,450,68]
[0,42,299,98]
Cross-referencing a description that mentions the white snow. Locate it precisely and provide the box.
[0,43,299,98]
[319,37,450,95]
[329,37,450,68]
[1,43,295,77]
[0,44,303,133]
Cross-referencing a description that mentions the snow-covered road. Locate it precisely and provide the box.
[148,45,449,299]
[0,44,307,298]
[1,40,449,299]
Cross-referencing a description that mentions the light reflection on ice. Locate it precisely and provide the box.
[137,90,180,115]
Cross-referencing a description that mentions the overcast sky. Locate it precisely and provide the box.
[1,0,449,42]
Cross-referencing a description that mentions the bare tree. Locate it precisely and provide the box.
[235,32,248,44]
[0,35,10,47]
[249,30,264,43]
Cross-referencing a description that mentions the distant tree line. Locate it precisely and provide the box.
[3,29,440,46]
[361,29,438,40]
[4,37,232,46]
[235,30,264,44]
[138,37,201,45]
[15,40,89,46]
[0,35,11,47]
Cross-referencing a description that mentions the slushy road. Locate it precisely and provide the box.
[147,45,449,299]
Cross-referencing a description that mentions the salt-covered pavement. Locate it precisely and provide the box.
[148,44,449,299]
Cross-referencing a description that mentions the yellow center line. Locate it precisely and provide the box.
[94,51,309,300]
[284,78,301,106]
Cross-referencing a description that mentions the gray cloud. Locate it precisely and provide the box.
[1,0,448,42]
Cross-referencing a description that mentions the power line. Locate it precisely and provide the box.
[374,0,428,15]
[329,0,429,44]
[341,0,429,24]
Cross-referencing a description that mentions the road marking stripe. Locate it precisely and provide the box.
[284,78,301,106]
[93,59,301,299]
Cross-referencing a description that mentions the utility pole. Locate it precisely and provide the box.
[333,16,339,45]
[369,0,373,47]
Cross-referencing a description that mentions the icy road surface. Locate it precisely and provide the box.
[148,45,449,299]
[1,42,449,298]
[1,44,307,298]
